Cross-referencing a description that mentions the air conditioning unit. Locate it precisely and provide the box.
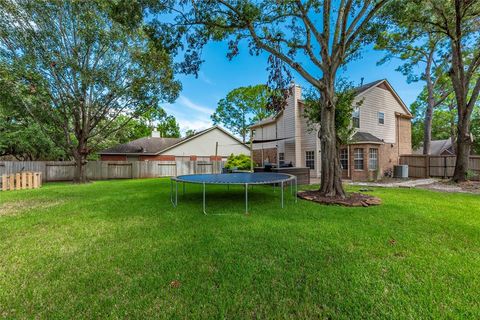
[394,165,409,178]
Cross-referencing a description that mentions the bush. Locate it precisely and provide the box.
[224,154,251,170]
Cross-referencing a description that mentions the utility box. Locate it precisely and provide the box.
[394,165,409,178]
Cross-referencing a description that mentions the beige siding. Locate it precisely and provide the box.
[252,122,277,150]
[298,102,320,176]
[354,86,408,144]
[163,128,249,157]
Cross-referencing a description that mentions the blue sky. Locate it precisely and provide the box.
[164,40,424,135]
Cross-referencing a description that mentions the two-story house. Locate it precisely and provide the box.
[250,79,412,180]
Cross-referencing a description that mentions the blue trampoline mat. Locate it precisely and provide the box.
[172,172,294,185]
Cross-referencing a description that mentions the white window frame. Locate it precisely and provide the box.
[378,112,385,125]
[352,108,360,128]
[354,148,364,170]
[369,148,378,170]
[305,151,315,170]
[278,152,285,165]
[340,148,348,170]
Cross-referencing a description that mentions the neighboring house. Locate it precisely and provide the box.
[250,79,412,180]
[413,138,455,156]
[99,126,249,161]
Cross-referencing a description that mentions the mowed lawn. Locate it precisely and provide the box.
[0,179,479,319]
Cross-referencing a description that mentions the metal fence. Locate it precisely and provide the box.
[0,158,224,184]
[399,155,480,180]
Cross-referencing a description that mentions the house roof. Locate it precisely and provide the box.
[98,126,246,155]
[250,79,412,129]
[99,137,183,155]
[354,79,385,94]
[350,131,384,144]
[413,138,454,155]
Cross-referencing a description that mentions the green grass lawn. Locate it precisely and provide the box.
[0,179,479,319]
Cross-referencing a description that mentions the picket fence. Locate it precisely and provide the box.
[0,158,224,185]
[399,155,480,180]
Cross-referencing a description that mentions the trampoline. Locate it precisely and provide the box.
[170,172,297,214]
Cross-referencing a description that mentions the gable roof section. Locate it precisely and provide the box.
[99,126,246,155]
[249,79,412,128]
[413,138,454,155]
[356,79,413,117]
[350,131,384,145]
[99,137,182,155]
[250,109,284,129]
[159,126,246,154]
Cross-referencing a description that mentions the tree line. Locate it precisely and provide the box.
[1,0,479,199]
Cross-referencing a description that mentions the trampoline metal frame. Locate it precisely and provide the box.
[170,173,297,215]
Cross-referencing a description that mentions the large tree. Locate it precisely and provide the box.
[160,0,389,198]
[0,0,180,182]
[375,23,451,154]
[394,0,480,181]
[211,84,274,143]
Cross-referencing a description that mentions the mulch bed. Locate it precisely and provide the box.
[297,190,382,207]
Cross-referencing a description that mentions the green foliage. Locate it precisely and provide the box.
[224,154,251,170]
[157,115,180,138]
[0,0,180,179]
[0,107,66,160]
[184,129,196,137]
[303,81,363,146]
[211,85,274,143]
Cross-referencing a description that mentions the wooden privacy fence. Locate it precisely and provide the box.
[399,155,480,180]
[0,158,224,185]
[2,172,42,191]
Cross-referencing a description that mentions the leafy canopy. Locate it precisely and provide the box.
[0,0,181,169]
[211,85,274,143]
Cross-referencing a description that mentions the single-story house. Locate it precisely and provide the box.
[98,126,249,162]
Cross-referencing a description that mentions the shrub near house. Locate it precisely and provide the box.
[225,154,251,170]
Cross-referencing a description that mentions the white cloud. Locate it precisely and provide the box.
[164,96,215,135]
[177,95,214,115]
[198,71,214,85]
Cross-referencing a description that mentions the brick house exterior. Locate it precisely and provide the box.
[251,79,413,181]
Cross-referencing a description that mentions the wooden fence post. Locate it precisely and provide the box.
[2,174,7,191]
[425,155,430,178]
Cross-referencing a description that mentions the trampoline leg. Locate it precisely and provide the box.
[245,183,248,214]
[281,181,284,209]
[170,179,175,207]
[295,177,298,203]
[175,180,178,207]
[202,182,207,215]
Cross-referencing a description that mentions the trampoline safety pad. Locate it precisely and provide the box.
[170,173,297,215]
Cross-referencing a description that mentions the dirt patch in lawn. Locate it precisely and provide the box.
[417,180,480,194]
[0,199,65,216]
[297,191,382,207]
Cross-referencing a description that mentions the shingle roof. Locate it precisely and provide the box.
[413,138,454,155]
[354,79,385,94]
[350,131,383,144]
[99,137,183,155]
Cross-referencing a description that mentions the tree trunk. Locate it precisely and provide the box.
[423,57,435,155]
[422,102,433,155]
[319,79,346,198]
[452,114,471,182]
[72,143,89,183]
